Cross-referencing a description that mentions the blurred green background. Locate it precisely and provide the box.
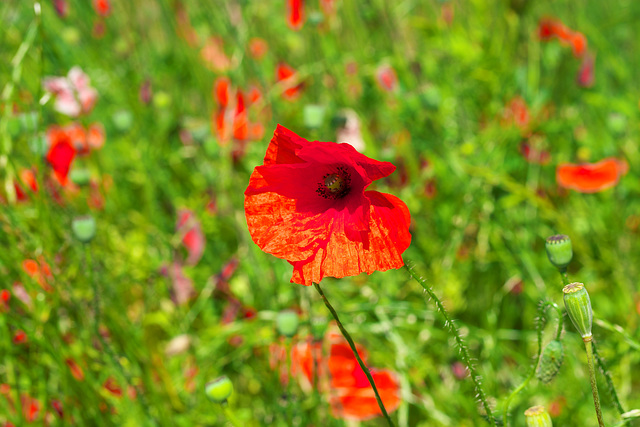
[1,0,639,425]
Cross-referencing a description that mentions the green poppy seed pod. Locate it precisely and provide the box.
[563,283,593,340]
[303,104,325,129]
[276,310,299,338]
[72,216,96,243]
[545,234,573,272]
[205,376,233,403]
[524,405,553,427]
[536,340,564,384]
[69,168,91,186]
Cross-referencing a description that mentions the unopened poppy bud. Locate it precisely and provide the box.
[276,310,299,338]
[205,376,233,403]
[563,282,593,340]
[72,216,96,243]
[536,340,564,384]
[69,168,91,186]
[524,405,553,427]
[545,235,573,272]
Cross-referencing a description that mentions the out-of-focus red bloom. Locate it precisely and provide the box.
[247,86,263,105]
[46,126,76,186]
[21,394,40,422]
[87,123,106,150]
[320,0,335,15]
[140,78,153,104]
[502,96,530,132]
[53,0,68,17]
[548,395,567,417]
[375,65,398,92]
[103,377,122,398]
[43,67,98,117]
[577,53,595,87]
[556,157,628,193]
[276,63,303,101]
[213,77,231,108]
[65,358,85,381]
[232,90,249,141]
[0,289,9,311]
[244,125,411,286]
[51,399,64,418]
[291,332,401,420]
[424,179,437,199]
[287,0,304,30]
[520,141,551,165]
[249,122,265,141]
[13,330,27,345]
[537,18,587,58]
[249,38,269,60]
[169,262,196,305]
[176,209,205,265]
[14,168,39,202]
[201,37,231,72]
[93,0,111,16]
[22,258,54,292]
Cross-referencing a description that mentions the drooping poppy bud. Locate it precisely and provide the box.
[205,376,233,403]
[524,405,553,427]
[276,310,299,338]
[545,234,572,272]
[536,340,564,384]
[563,282,593,340]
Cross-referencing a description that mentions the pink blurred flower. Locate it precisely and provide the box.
[43,67,98,117]
[176,209,205,265]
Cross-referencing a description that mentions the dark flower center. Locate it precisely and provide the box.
[316,166,351,199]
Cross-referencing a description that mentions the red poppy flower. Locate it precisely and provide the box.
[176,209,205,265]
[14,168,38,201]
[21,394,40,422]
[287,0,304,31]
[51,399,64,418]
[46,127,76,186]
[556,157,628,193]
[291,332,401,420]
[213,77,231,108]
[0,289,9,309]
[577,53,595,88]
[13,330,27,345]
[276,63,303,100]
[232,90,248,141]
[87,122,105,150]
[65,358,85,381]
[248,38,269,60]
[103,377,122,398]
[94,0,111,16]
[376,65,398,92]
[245,125,411,286]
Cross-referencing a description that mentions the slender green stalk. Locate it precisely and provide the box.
[405,263,496,426]
[222,404,242,427]
[312,282,394,427]
[584,337,605,427]
[502,301,561,426]
[592,341,626,417]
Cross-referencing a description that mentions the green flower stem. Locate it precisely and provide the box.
[405,264,496,426]
[584,337,605,427]
[592,341,626,417]
[502,301,561,427]
[313,282,394,427]
[222,404,242,427]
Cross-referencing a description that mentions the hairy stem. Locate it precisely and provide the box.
[405,263,496,426]
[584,338,605,427]
[591,340,626,417]
[313,282,394,426]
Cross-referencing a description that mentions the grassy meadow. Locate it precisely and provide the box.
[1,0,640,425]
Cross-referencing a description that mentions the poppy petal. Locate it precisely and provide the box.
[556,157,627,193]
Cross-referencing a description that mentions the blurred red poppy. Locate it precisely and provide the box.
[21,394,40,422]
[276,63,303,100]
[94,0,111,16]
[213,77,231,108]
[520,141,551,165]
[46,127,76,186]
[577,53,595,87]
[249,38,269,60]
[201,37,231,72]
[537,18,587,58]
[13,330,27,345]
[291,332,401,420]
[176,209,205,265]
[103,377,122,398]
[502,96,530,132]
[51,399,64,418]
[287,0,304,30]
[65,358,85,381]
[245,125,411,286]
[0,289,9,311]
[556,157,628,193]
[14,168,38,201]
[233,90,248,141]
[376,65,398,92]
